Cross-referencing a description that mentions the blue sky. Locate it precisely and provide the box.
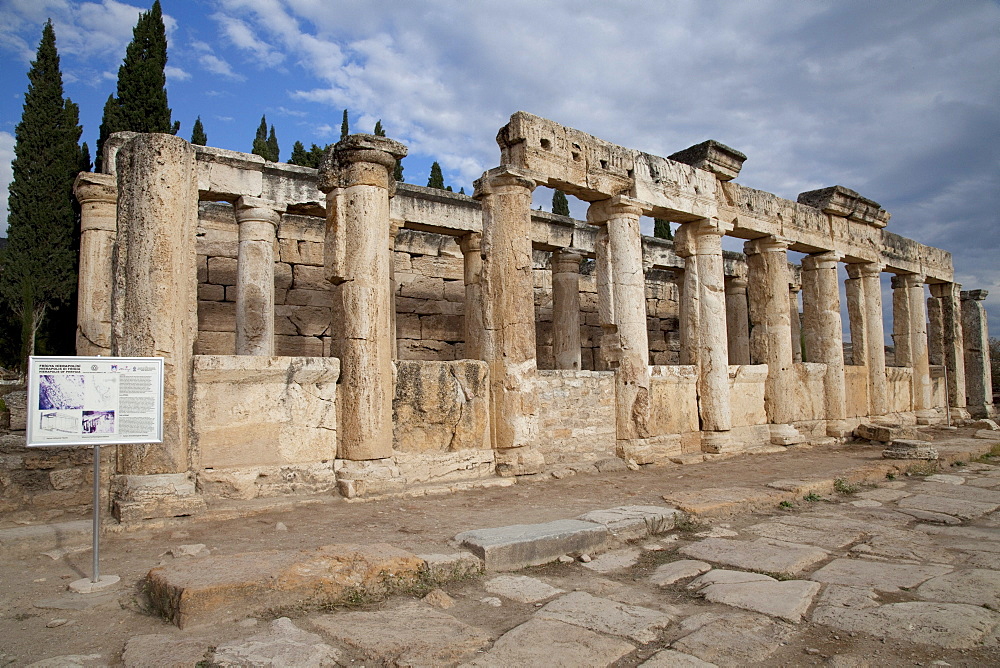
[1,0,999,328]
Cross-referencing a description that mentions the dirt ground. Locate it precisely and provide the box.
[0,427,997,666]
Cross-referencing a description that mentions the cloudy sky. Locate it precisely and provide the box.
[1,0,998,328]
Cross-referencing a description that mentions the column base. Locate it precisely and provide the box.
[825,419,854,439]
[111,473,206,523]
[882,439,939,460]
[769,423,807,446]
[494,447,545,477]
[700,431,739,454]
[914,409,941,426]
[950,407,972,422]
[334,458,405,498]
[968,404,997,420]
[616,436,682,465]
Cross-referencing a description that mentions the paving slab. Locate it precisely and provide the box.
[639,648,718,667]
[743,521,863,550]
[916,481,1000,504]
[212,617,339,667]
[455,519,609,571]
[576,505,680,540]
[816,585,880,610]
[811,602,1000,649]
[581,547,641,573]
[650,560,712,587]
[671,611,796,665]
[25,654,105,667]
[924,474,966,485]
[662,487,791,517]
[144,543,425,628]
[893,507,963,524]
[537,590,674,643]
[896,494,999,520]
[310,601,491,667]
[809,558,951,591]
[121,634,211,668]
[916,569,1000,608]
[688,570,820,622]
[483,574,565,603]
[464,618,634,668]
[679,537,828,576]
[916,524,1000,542]
[855,488,911,502]
[848,528,955,564]
[965,477,1000,488]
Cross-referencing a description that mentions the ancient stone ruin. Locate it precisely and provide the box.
[68,112,993,522]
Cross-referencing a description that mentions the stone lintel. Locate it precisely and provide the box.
[797,186,890,228]
[961,289,989,301]
[668,140,747,181]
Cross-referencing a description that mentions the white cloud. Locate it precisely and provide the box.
[0,131,15,237]
[164,65,190,81]
[199,53,246,81]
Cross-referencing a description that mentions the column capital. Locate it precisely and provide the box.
[891,273,925,290]
[930,281,962,298]
[743,235,791,255]
[235,196,285,226]
[845,261,884,280]
[801,250,842,272]
[552,249,584,273]
[73,172,117,204]
[680,217,734,238]
[725,275,748,291]
[585,195,644,224]
[318,135,407,193]
[388,218,404,241]
[458,231,482,255]
[961,289,989,301]
[788,281,802,294]
[472,167,536,199]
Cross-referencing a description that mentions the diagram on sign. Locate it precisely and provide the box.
[37,373,118,435]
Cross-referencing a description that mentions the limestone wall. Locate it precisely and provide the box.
[844,366,871,418]
[886,366,914,414]
[649,366,700,453]
[191,355,340,500]
[728,365,771,448]
[534,370,616,465]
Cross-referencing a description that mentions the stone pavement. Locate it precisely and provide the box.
[3,432,1000,666]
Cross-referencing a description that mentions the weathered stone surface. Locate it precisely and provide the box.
[581,548,641,573]
[882,440,938,460]
[817,584,880,610]
[689,569,821,622]
[744,520,865,550]
[896,493,999,520]
[924,474,966,485]
[639,649,719,667]
[894,507,962,524]
[311,602,490,667]
[25,654,105,667]
[576,505,680,540]
[650,560,712,586]
[679,537,828,576]
[662,487,791,516]
[465,618,634,667]
[916,569,1000,609]
[857,423,917,442]
[212,617,339,667]
[855,488,911,502]
[419,552,484,580]
[393,360,490,453]
[916,481,1000,504]
[809,558,951,591]
[483,575,565,603]
[122,634,210,668]
[812,602,1000,649]
[537,590,674,643]
[455,519,609,571]
[145,543,425,628]
[671,612,794,665]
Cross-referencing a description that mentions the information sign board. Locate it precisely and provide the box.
[26,356,164,447]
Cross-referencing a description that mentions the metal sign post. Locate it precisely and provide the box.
[92,444,101,583]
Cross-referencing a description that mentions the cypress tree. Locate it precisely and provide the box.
[393,159,404,182]
[552,190,570,216]
[653,219,673,240]
[96,0,176,169]
[1,21,83,371]
[340,109,349,140]
[289,140,308,165]
[266,125,279,162]
[374,120,385,137]
[190,116,207,145]
[427,161,445,190]
[308,144,326,168]
[251,115,269,158]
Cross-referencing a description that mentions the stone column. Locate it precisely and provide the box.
[846,262,889,416]
[962,289,995,418]
[801,252,849,436]
[318,135,407,464]
[473,167,542,475]
[235,197,283,356]
[679,219,734,452]
[891,275,914,367]
[789,281,803,363]
[388,219,403,360]
[110,133,204,521]
[595,225,618,371]
[725,275,751,365]
[928,296,944,366]
[903,275,935,422]
[73,172,117,356]
[459,232,484,360]
[930,282,968,419]
[551,249,583,370]
[745,236,803,444]
[675,229,699,368]
[588,197,651,459]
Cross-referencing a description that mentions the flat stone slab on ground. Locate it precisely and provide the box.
[455,519,609,571]
[671,611,796,665]
[25,654,105,667]
[464,618,634,667]
[917,524,1000,542]
[809,558,951,591]
[639,649,718,667]
[855,488,911,502]
[483,574,565,603]
[916,481,1000,504]
[924,474,966,485]
[212,617,339,667]
[896,494,999,520]
[894,507,963,524]
[817,584,880,610]
[576,505,680,540]
[679,537,827,576]
[662,487,790,516]
[122,634,211,668]
[743,520,864,550]
[310,601,491,667]
[688,569,820,623]
[537,590,674,643]
[916,569,1000,609]
[144,543,424,628]
[650,560,712,586]
[812,602,1000,649]
[581,547,641,573]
